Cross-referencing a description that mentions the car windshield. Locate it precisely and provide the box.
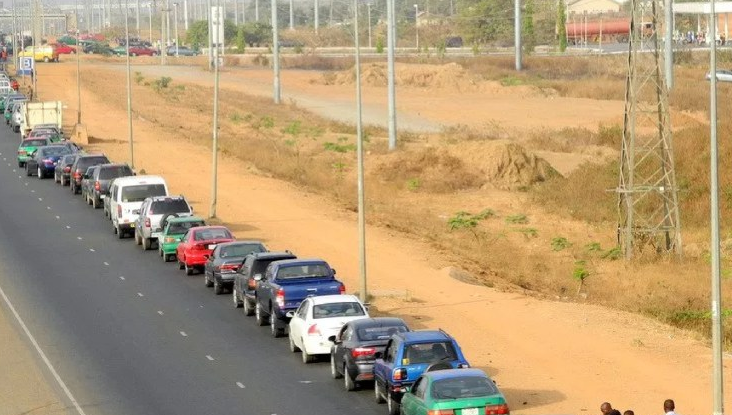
[431,376,498,400]
[120,184,167,202]
[150,199,190,214]
[193,228,232,241]
[22,139,46,147]
[62,155,77,165]
[312,302,365,319]
[99,165,132,179]
[168,221,205,234]
[403,341,458,364]
[77,158,108,171]
[219,243,266,258]
[40,147,71,157]
[276,264,330,279]
[357,325,409,341]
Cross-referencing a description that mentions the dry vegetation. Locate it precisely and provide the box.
[80,50,732,345]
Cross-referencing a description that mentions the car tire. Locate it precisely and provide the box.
[37,166,42,179]
[375,380,386,404]
[344,364,356,391]
[116,226,124,239]
[255,302,267,326]
[185,262,194,275]
[164,253,171,262]
[289,335,300,353]
[330,354,343,379]
[270,308,283,338]
[243,297,254,316]
[387,394,400,415]
[214,278,224,295]
[301,342,314,364]
[26,166,32,176]
[92,196,99,209]
[142,237,151,250]
[205,273,213,287]
[178,258,184,270]
[232,287,242,308]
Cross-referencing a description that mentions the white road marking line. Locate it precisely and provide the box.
[0,285,88,415]
[55,216,60,219]
[89,248,95,252]
[37,197,42,201]
[157,311,164,315]
[180,331,188,337]
[30,190,34,193]
[137,292,144,297]
[17,175,20,178]
[76,237,82,240]
[298,380,313,384]
[119,276,126,280]
[46,206,51,210]
[103,262,109,266]
[206,355,214,361]
[65,225,71,229]
[236,382,245,389]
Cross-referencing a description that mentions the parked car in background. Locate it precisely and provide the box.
[254,258,345,338]
[109,175,169,238]
[233,251,297,315]
[203,241,267,295]
[55,154,79,185]
[166,46,199,56]
[88,163,134,209]
[80,165,101,203]
[134,195,193,250]
[288,294,369,364]
[25,144,73,179]
[17,137,59,167]
[17,44,59,62]
[400,369,509,415]
[29,124,62,137]
[0,93,24,112]
[128,46,158,56]
[176,226,235,275]
[84,43,114,55]
[373,330,471,415]
[706,69,732,82]
[5,97,26,125]
[158,216,206,262]
[329,317,410,390]
[69,154,110,194]
[52,43,76,54]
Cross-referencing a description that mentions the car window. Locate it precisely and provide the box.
[22,139,47,147]
[413,377,427,399]
[168,221,205,234]
[337,324,349,342]
[40,146,70,157]
[384,341,395,363]
[99,165,132,179]
[219,243,265,258]
[264,265,274,280]
[275,264,330,280]
[295,300,308,319]
[403,342,457,365]
[193,228,232,241]
[431,376,498,399]
[312,302,365,319]
[120,184,166,202]
[180,230,190,242]
[357,324,409,341]
[150,198,189,214]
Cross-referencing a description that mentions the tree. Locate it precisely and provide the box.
[235,26,246,52]
[557,0,567,51]
[186,20,208,50]
[523,0,536,53]
[457,0,514,45]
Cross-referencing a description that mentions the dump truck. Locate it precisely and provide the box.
[20,100,63,138]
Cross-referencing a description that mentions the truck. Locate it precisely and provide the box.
[254,258,345,338]
[20,100,63,138]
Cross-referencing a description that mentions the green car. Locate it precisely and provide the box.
[0,94,23,112]
[112,46,128,56]
[158,216,206,262]
[17,137,60,167]
[400,369,510,415]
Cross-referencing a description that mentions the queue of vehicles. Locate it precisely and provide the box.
[3,84,511,415]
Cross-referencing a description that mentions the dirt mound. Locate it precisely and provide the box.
[372,141,559,192]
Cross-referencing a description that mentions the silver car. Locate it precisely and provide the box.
[134,195,193,250]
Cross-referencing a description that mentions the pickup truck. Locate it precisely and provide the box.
[373,330,471,415]
[254,258,345,338]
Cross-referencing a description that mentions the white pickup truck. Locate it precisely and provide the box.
[20,101,63,138]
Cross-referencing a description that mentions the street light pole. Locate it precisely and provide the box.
[207,0,212,70]
[413,3,418,50]
[210,0,220,219]
[174,3,179,56]
[289,0,293,30]
[367,2,371,48]
[272,0,280,103]
[353,0,367,305]
[314,0,319,33]
[386,0,397,150]
[184,0,189,29]
[124,0,135,169]
[148,3,153,46]
[75,0,81,125]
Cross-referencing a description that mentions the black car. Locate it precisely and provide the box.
[204,241,268,295]
[26,145,73,179]
[70,154,110,194]
[88,163,133,209]
[55,153,79,185]
[80,165,101,204]
[84,43,113,55]
[232,251,297,314]
[329,317,411,390]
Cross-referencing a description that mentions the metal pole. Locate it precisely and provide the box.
[136,0,140,33]
[665,0,673,89]
[166,0,171,45]
[414,4,418,50]
[184,0,189,29]
[234,0,238,24]
[125,0,135,169]
[354,0,367,304]
[289,0,294,30]
[272,0,280,103]
[514,0,521,70]
[207,0,212,69]
[314,0,319,33]
[211,0,220,219]
[149,4,152,46]
[76,28,81,124]
[11,0,16,73]
[31,0,36,99]
[255,0,259,21]
[367,3,371,48]
[709,0,724,414]
[175,3,179,55]
[386,0,396,150]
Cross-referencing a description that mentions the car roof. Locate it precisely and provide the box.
[167,215,205,223]
[98,163,131,169]
[422,368,487,381]
[272,258,329,267]
[395,330,452,343]
[191,225,230,232]
[75,154,106,159]
[348,317,408,328]
[215,240,264,248]
[147,195,186,202]
[112,175,165,185]
[306,294,360,305]
[250,251,296,261]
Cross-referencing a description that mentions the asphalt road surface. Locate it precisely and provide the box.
[0,127,379,414]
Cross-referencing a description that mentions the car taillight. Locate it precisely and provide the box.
[42,158,53,164]
[221,264,239,272]
[392,368,407,381]
[18,150,25,155]
[144,217,150,228]
[194,243,208,250]
[117,205,122,217]
[63,166,71,172]
[339,284,346,295]
[351,347,376,359]
[427,410,454,415]
[94,181,100,191]
[275,288,285,308]
[73,171,81,179]
[307,324,321,336]
[485,404,510,415]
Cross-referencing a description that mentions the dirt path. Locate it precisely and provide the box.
[28,60,732,415]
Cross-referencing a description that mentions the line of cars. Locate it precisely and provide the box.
[14,112,511,415]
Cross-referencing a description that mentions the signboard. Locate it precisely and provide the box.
[211,6,224,46]
[17,56,34,76]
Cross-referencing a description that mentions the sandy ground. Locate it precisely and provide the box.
[4,58,730,415]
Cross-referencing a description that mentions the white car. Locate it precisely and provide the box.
[706,69,732,82]
[288,294,369,364]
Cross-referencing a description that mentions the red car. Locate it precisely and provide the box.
[52,43,76,54]
[176,226,235,275]
[128,46,158,56]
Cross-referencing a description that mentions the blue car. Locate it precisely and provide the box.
[25,144,74,178]
[373,330,471,415]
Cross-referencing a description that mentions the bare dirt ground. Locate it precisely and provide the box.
[6,58,730,415]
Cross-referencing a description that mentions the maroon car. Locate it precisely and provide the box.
[128,46,158,56]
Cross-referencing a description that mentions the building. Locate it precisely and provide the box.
[567,0,623,15]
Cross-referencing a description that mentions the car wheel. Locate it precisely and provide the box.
[288,334,300,352]
[214,278,224,295]
[232,287,242,308]
[301,342,313,364]
[178,258,184,270]
[17,161,22,168]
[131,52,137,57]
[270,308,283,338]
[71,50,76,54]
[142,237,151,250]
[92,196,99,209]
[37,166,42,179]
[255,302,267,326]
[204,272,213,287]
[344,364,357,391]
[185,262,193,275]
[26,166,32,176]
[374,380,386,404]
[163,253,171,262]
[243,297,254,316]
[116,226,124,239]
[387,393,400,415]
[330,354,342,379]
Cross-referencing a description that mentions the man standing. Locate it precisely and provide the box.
[601,402,621,415]
[664,399,677,415]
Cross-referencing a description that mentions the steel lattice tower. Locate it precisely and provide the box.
[616,0,682,259]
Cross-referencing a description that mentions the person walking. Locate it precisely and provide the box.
[664,399,677,415]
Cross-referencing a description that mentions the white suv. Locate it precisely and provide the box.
[134,195,193,250]
[109,175,169,238]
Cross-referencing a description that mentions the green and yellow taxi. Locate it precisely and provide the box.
[158,216,206,262]
[17,137,60,168]
[400,369,510,415]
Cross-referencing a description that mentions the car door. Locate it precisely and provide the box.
[236,257,252,293]
[205,245,219,277]
[334,324,351,366]
[176,230,191,259]
[135,199,149,234]
[402,376,427,415]
[290,299,310,347]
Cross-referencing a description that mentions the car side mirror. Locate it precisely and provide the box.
[374,351,383,359]
[285,311,294,318]
[328,335,338,344]
[253,274,262,281]
[331,268,337,275]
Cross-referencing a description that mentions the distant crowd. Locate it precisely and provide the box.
[601,399,678,415]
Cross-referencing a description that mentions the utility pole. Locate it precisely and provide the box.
[272,0,280,103]
[75,0,81,125]
[314,0,319,33]
[514,0,521,70]
[210,0,220,218]
[353,0,367,305]
[367,2,371,48]
[207,0,212,69]
[289,0,293,30]
[184,0,189,29]
[124,0,135,169]
[136,0,140,33]
[386,0,396,150]
[174,2,179,55]
[234,0,238,24]
[664,0,673,89]
[414,3,418,50]
[255,0,259,21]
[148,3,153,46]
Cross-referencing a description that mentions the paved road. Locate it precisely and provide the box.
[0,127,379,414]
